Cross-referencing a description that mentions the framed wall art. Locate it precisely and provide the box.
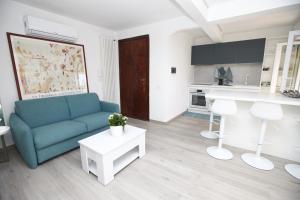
[7,32,89,100]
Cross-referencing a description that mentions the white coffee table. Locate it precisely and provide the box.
[78,125,146,185]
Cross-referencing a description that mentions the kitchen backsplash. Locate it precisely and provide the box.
[193,63,262,86]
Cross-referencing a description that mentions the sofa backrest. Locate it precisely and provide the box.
[15,96,70,128]
[65,93,101,119]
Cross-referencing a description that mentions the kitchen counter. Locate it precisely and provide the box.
[206,90,300,106]
[204,89,300,162]
[189,84,261,91]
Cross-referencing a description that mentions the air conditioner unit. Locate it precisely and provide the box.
[24,16,78,42]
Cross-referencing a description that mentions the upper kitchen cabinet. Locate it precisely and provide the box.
[191,44,214,65]
[235,39,266,63]
[214,42,235,64]
[191,38,266,65]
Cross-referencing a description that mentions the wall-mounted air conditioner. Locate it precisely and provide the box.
[24,15,78,42]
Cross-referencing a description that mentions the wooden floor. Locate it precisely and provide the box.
[0,115,299,200]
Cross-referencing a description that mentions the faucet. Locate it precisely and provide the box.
[245,74,249,85]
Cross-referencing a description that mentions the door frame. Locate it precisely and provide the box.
[118,35,150,121]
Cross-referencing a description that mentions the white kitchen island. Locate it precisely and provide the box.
[206,89,300,162]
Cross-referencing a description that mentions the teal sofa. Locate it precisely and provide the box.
[9,93,119,169]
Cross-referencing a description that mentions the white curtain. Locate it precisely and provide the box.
[99,36,119,103]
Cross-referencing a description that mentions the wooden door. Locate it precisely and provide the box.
[118,35,149,121]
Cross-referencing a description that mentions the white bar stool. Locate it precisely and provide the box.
[200,101,219,139]
[241,102,283,170]
[207,99,237,160]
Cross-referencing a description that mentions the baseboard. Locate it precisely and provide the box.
[130,110,187,125]
[149,110,188,124]
[166,110,187,124]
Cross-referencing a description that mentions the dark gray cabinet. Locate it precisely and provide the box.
[214,42,235,64]
[235,39,265,63]
[191,45,214,65]
[191,38,266,65]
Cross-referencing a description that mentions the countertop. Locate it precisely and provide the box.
[206,89,300,106]
[189,84,261,91]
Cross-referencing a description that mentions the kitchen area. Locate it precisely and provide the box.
[188,30,300,179]
[189,38,266,113]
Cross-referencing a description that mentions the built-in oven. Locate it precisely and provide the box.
[189,89,209,112]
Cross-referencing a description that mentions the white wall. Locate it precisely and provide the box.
[194,64,262,86]
[118,17,197,122]
[166,32,194,121]
[294,21,300,30]
[0,0,116,145]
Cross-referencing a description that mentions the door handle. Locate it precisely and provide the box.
[140,78,146,85]
[139,78,147,94]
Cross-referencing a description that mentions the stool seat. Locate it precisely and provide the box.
[212,99,237,116]
[250,102,283,121]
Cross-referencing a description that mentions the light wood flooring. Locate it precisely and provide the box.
[0,115,299,200]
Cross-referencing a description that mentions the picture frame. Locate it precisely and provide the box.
[7,32,89,100]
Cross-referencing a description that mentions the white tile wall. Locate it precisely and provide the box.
[193,63,262,86]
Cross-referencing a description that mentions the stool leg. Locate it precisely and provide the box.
[241,120,274,170]
[256,120,267,157]
[209,111,213,132]
[0,135,9,162]
[207,115,233,160]
[217,116,225,149]
[200,111,219,139]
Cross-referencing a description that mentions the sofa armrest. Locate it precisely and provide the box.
[9,113,38,169]
[100,101,120,113]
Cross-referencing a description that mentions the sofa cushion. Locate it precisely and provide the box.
[65,93,101,119]
[74,112,111,132]
[15,96,70,128]
[32,120,87,149]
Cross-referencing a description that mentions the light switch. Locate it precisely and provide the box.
[171,67,176,74]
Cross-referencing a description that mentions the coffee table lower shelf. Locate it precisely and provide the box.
[87,147,139,176]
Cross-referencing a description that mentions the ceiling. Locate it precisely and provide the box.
[12,0,184,30]
[203,0,232,8]
[174,0,300,42]
[11,0,300,37]
[219,6,300,33]
[180,28,207,38]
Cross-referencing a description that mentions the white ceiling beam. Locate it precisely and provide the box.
[207,0,300,23]
[173,0,223,42]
